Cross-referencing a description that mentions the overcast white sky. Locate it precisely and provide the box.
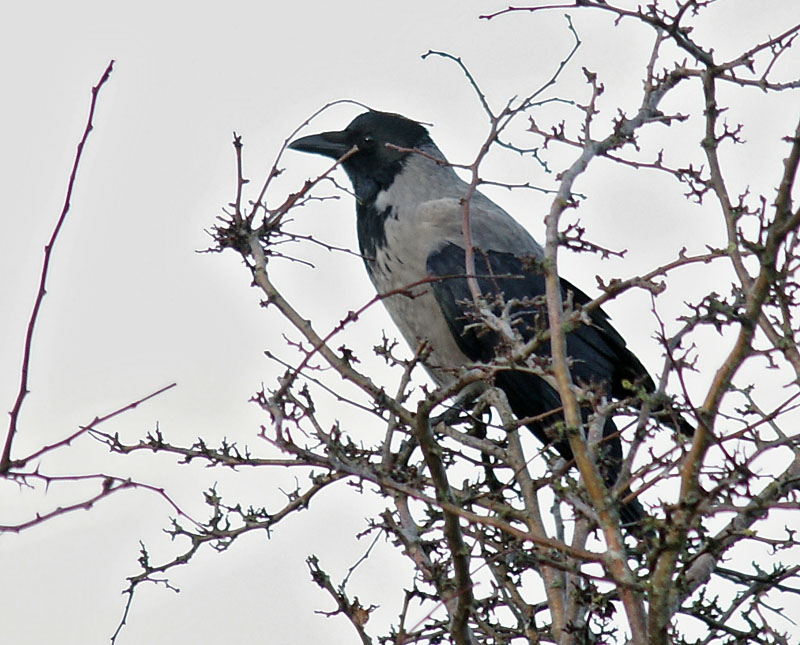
[2,1,800,643]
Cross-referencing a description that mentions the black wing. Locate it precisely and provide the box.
[427,242,656,524]
[426,242,653,400]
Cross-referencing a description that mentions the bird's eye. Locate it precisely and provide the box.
[362,135,374,145]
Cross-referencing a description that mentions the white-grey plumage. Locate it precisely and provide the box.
[370,150,542,380]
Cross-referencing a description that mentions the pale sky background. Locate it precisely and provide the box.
[2,2,800,643]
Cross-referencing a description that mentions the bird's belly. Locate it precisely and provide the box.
[369,252,470,386]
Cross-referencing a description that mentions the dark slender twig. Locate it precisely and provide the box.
[2,60,115,473]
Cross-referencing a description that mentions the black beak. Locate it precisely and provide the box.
[288,130,353,159]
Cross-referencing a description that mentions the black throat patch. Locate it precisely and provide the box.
[356,202,394,269]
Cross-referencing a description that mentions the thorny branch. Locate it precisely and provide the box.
[2,62,181,543]
[2,61,115,473]
[95,5,800,644]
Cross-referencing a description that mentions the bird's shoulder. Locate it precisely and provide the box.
[414,196,543,259]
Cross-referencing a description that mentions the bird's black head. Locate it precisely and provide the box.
[288,111,432,202]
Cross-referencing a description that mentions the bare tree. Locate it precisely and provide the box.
[89,4,800,644]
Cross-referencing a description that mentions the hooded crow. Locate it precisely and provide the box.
[289,110,677,526]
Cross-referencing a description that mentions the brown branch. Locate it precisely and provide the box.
[412,402,475,645]
[265,413,604,563]
[649,91,800,645]
[532,41,696,640]
[15,383,176,468]
[307,555,375,645]
[0,472,196,534]
[111,472,342,644]
[505,420,567,638]
[2,60,115,473]
[544,182,647,641]
[248,235,415,427]
[481,2,714,65]
[673,451,800,611]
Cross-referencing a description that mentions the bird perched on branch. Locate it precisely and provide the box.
[289,110,686,527]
